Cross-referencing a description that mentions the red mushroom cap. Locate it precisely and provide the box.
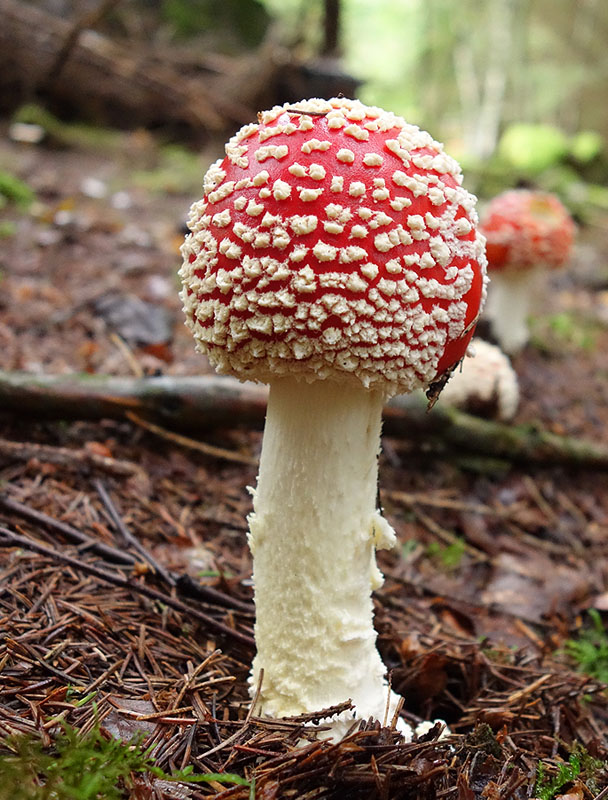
[180,97,487,396]
[481,189,575,273]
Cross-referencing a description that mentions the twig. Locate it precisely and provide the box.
[246,668,264,723]
[0,494,133,566]
[254,700,354,726]
[507,674,552,704]
[384,488,513,517]
[382,672,393,728]
[125,411,256,466]
[390,695,405,731]
[522,476,560,524]
[175,574,253,614]
[197,726,250,760]
[406,504,489,562]
[94,478,175,587]
[0,493,253,613]
[79,658,123,695]
[4,638,80,683]
[110,332,145,378]
[0,437,141,477]
[173,650,222,710]
[0,525,254,648]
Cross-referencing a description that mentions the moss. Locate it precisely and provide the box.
[0,170,35,210]
[564,608,608,682]
[0,721,249,800]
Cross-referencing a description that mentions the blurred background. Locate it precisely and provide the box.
[1,0,608,387]
[1,0,607,210]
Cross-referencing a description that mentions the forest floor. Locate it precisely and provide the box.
[1,124,608,799]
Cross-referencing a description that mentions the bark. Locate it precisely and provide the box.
[322,0,341,58]
[0,0,261,135]
[0,371,269,431]
[1,370,608,469]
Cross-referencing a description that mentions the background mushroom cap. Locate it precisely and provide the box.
[481,189,575,274]
[180,97,487,396]
[438,338,519,421]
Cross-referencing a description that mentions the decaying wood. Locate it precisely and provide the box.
[2,370,608,469]
[0,370,268,431]
[0,435,142,477]
[39,0,123,94]
[0,0,261,134]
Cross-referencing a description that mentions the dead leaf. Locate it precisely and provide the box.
[481,552,589,623]
[101,697,159,742]
[85,441,113,459]
[458,772,475,800]
[409,653,448,700]
[590,593,608,611]
[555,784,585,800]
[93,292,173,347]
[481,781,501,800]
[257,780,280,800]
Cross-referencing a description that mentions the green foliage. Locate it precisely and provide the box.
[0,722,249,800]
[534,745,606,800]
[427,537,466,571]
[570,131,605,164]
[0,170,35,210]
[479,642,517,665]
[464,723,503,758]
[0,221,17,238]
[132,144,206,195]
[401,538,420,560]
[162,0,270,47]
[498,123,570,174]
[548,314,596,351]
[535,753,581,800]
[530,312,599,355]
[583,183,608,210]
[571,742,607,794]
[0,725,155,800]
[13,105,123,152]
[564,608,608,682]
[470,124,607,218]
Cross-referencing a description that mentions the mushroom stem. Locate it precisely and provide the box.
[485,268,541,354]
[248,376,404,735]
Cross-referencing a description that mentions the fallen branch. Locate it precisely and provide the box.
[125,411,257,465]
[0,0,228,133]
[0,435,142,477]
[0,371,268,431]
[1,370,608,469]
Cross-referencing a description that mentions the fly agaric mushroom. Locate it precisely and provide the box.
[438,338,519,421]
[481,189,575,354]
[180,97,487,738]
